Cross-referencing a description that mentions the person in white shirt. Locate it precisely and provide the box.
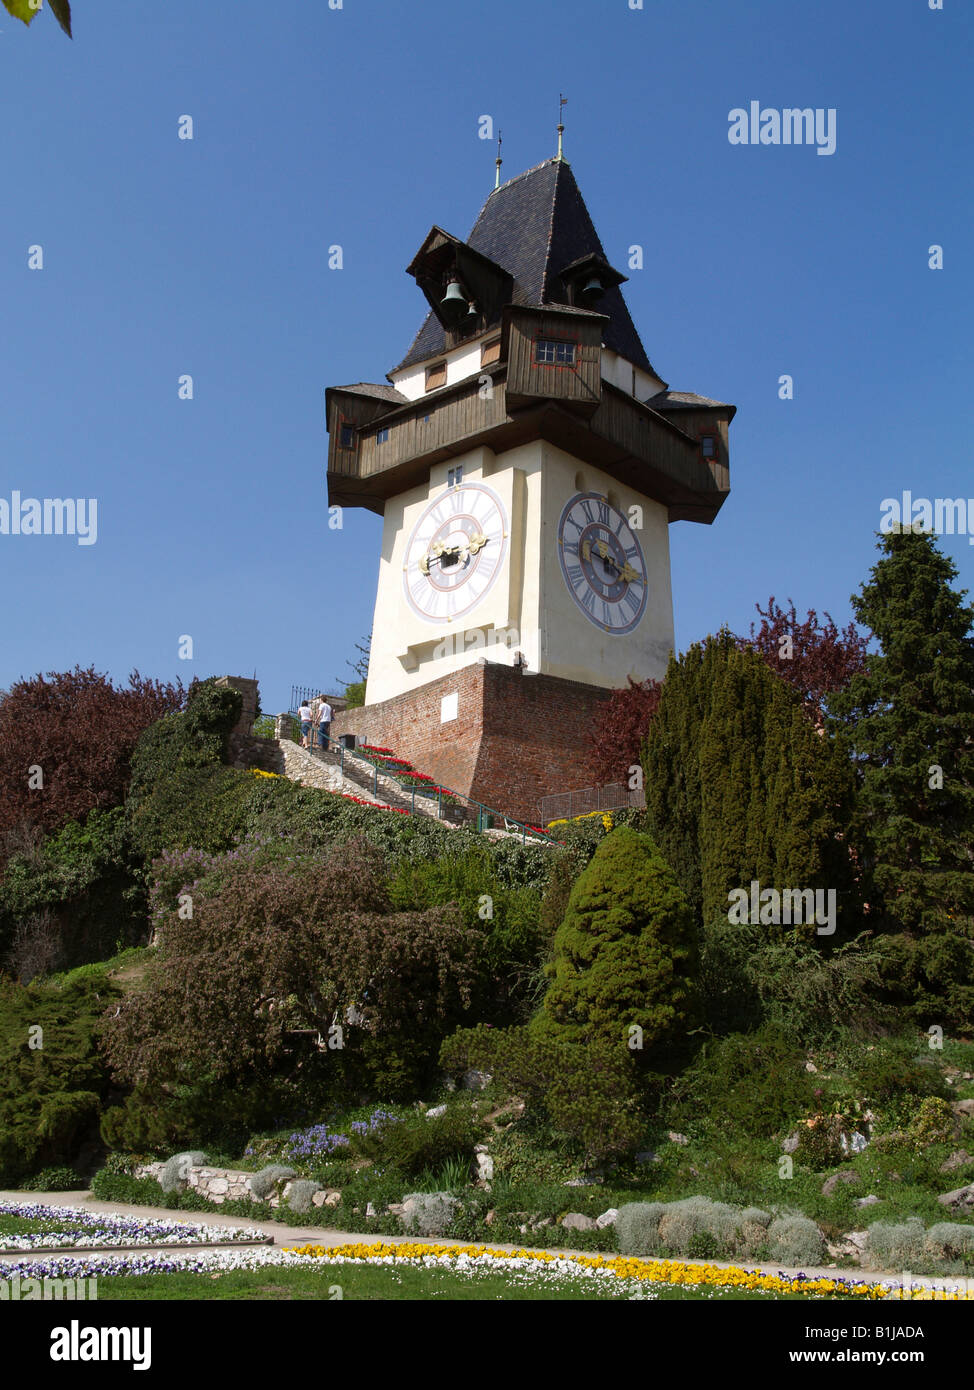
[298,701,312,748]
[317,696,334,753]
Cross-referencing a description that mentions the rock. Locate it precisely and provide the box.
[565,1176,602,1186]
[805,1061,818,1073]
[844,1230,869,1252]
[311,1190,329,1208]
[474,1151,494,1182]
[840,1131,869,1155]
[854,1194,880,1208]
[386,1203,405,1217]
[821,1171,862,1197]
[940,1150,973,1173]
[532,1218,552,1230]
[937,1183,974,1209]
[596,1208,619,1229]
[365,1202,377,1218]
[484,1210,495,1226]
[561,1213,597,1231]
[461,1069,492,1091]
[425,1104,448,1119]
[324,1190,342,1207]
[782,1133,800,1154]
[634,1151,658,1165]
[952,1099,974,1119]
[667,1131,689,1146]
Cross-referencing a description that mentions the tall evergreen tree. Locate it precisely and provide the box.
[827,530,974,1025]
[645,632,856,930]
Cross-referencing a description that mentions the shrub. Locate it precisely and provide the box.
[90,1168,168,1206]
[656,1196,743,1259]
[853,1043,950,1105]
[0,973,117,1187]
[795,1116,845,1170]
[159,1151,208,1194]
[248,1165,297,1200]
[286,1179,321,1215]
[667,1026,816,1141]
[0,666,184,844]
[348,1107,480,1180]
[907,1096,956,1150]
[864,1219,926,1271]
[536,826,699,1064]
[924,1224,974,1265]
[767,1214,825,1267]
[400,1191,460,1236]
[21,1165,83,1191]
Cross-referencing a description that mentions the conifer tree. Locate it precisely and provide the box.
[827,530,974,1025]
[535,826,698,1065]
[645,633,855,929]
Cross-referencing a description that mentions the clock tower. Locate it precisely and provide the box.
[325,150,734,822]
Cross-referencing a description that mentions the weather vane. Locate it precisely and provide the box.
[495,129,503,190]
[557,93,567,159]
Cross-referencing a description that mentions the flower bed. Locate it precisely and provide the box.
[0,1202,265,1252]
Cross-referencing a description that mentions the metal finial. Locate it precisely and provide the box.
[556,93,567,159]
[495,129,503,190]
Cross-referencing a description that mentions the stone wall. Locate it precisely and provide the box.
[135,1162,340,1210]
[331,661,612,824]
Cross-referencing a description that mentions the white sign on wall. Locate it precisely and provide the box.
[440,691,459,723]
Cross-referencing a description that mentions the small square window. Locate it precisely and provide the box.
[447,465,463,488]
[426,362,447,391]
[535,338,576,366]
[701,435,716,459]
[481,338,501,366]
[376,427,390,445]
[339,424,356,449]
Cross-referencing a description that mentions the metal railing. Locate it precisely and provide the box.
[289,685,344,714]
[540,781,646,826]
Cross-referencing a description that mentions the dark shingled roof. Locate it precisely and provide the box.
[331,382,409,404]
[394,158,657,376]
[646,390,733,410]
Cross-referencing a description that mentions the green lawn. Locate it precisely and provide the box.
[86,1264,824,1301]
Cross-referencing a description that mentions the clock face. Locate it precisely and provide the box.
[403,481,508,625]
[557,492,648,634]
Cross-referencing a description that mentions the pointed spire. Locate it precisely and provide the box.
[495,129,503,190]
[556,93,567,161]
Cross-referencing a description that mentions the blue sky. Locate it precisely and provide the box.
[2,0,971,713]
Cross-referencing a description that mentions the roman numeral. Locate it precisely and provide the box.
[582,589,597,614]
[597,500,610,525]
[567,563,584,590]
[580,499,595,522]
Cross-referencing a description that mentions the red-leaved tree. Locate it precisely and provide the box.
[739,597,870,724]
[0,667,185,846]
[587,677,662,786]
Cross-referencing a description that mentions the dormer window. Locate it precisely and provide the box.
[425,362,447,391]
[535,338,576,366]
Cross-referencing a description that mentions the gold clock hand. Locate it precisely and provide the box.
[467,532,488,555]
[620,561,640,584]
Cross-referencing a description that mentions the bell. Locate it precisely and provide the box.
[463,299,480,323]
[440,279,468,323]
[579,274,604,300]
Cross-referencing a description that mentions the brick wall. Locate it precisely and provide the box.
[331,662,611,824]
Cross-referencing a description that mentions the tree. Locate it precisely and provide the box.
[644,632,856,930]
[586,676,661,786]
[0,667,184,850]
[535,826,699,1066]
[4,0,71,37]
[740,596,869,724]
[827,529,974,1025]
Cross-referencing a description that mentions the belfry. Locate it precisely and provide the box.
[326,137,734,823]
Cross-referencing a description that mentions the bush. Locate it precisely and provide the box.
[616,1198,779,1262]
[853,1043,950,1106]
[159,1151,208,1194]
[767,1214,825,1267]
[924,1224,974,1265]
[666,1026,816,1141]
[21,1165,83,1191]
[90,1168,168,1206]
[349,1107,480,1181]
[615,1202,669,1255]
[0,973,117,1187]
[864,1219,926,1271]
[400,1191,460,1236]
[285,1179,321,1215]
[906,1097,956,1150]
[248,1165,297,1200]
[536,827,699,1063]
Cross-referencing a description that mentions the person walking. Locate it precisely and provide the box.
[317,695,334,753]
[298,699,313,749]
